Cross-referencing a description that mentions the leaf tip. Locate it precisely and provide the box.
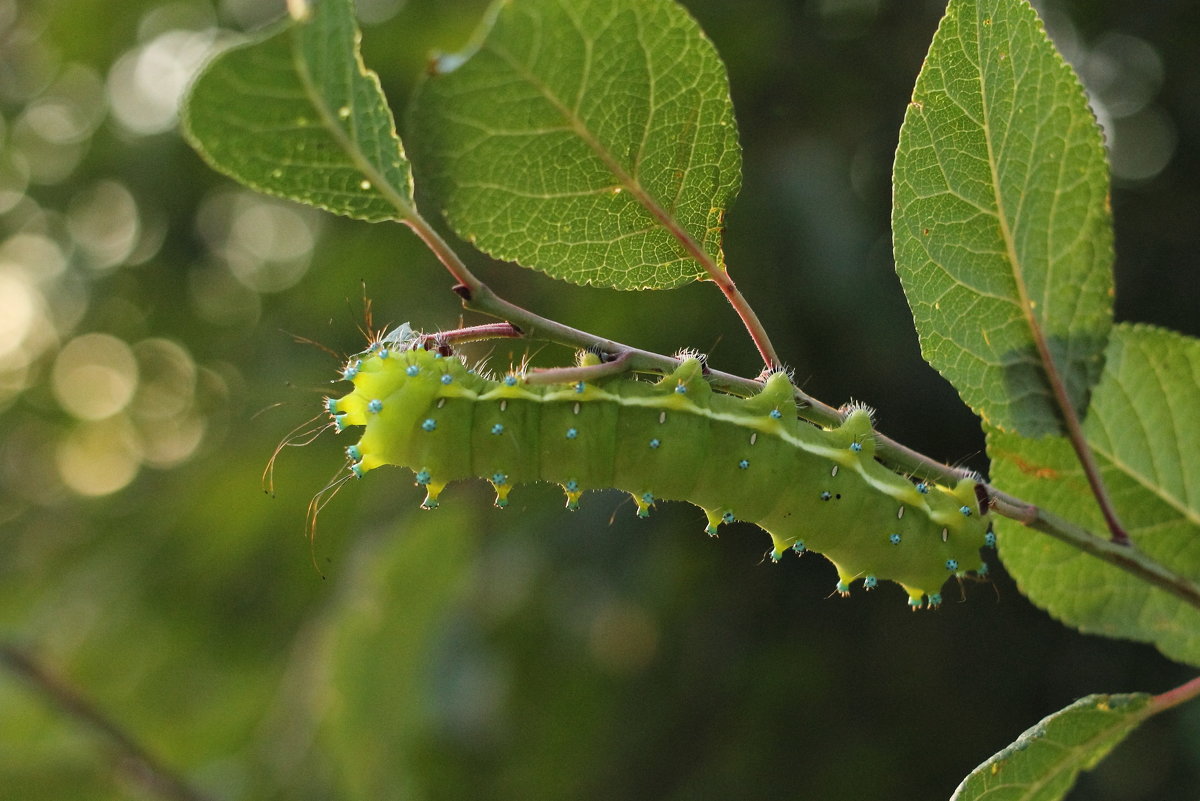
[424,51,456,77]
[287,0,311,22]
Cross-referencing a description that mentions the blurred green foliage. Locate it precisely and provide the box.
[2,1,1199,799]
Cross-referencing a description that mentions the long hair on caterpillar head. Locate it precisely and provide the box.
[262,410,338,497]
[262,281,415,497]
[304,468,357,576]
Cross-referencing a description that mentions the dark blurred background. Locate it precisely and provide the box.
[1,1,1198,799]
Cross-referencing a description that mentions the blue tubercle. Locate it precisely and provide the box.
[491,472,507,485]
[440,374,453,385]
[368,399,383,414]
[889,533,902,545]
[928,593,943,608]
[769,549,782,563]
[960,505,973,517]
[342,360,361,380]
[945,559,959,571]
[791,540,806,554]
[346,445,361,461]
[820,491,832,501]
[326,397,339,414]
[908,596,924,609]
[649,438,661,449]
[415,470,431,485]
[850,442,863,453]
[405,364,420,377]
[565,479,579,492]
[378,348,389,359]
[574,381,585,394]
[721,511,735,524]
[769,409,783,419]
[333,414,348,433]
[836,580,850,595]
[984,531,996,548]
[916,482,930,494]
[863,574,878,590]
[674,382,687,394]
[421,418,437,432]
[503,375,518,387]
[350,463,364,479]
[738,459,749,469]
[566,427,578,439]
[491,423,504,435]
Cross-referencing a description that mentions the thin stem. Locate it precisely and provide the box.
[397,210,1200,613]
[986,495,1200,610]
[709,272,781,370]
[1054,368,1130,545]
[1151,675,1200,714]
[976,55,1129,547]
[402,218,476,289]
[415,322,523,353]
[404,208,782,370]
[524,351,633,385]
[0,643,220,801]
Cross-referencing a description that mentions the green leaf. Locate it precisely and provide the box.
[182,0,414,222]
[409,0,741,290]
[989,324,1200,666]
[892,0,1112,436]
[951,693,1152,801]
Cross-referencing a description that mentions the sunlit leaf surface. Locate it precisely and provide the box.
[410,0,741,289]
[893,0,1112,435]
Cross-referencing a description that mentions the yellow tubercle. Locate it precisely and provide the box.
[632,491,654,518]
[901,585,929,609]
[769,531,793,555]
[492,481,513,508]
[562,484,583,511]
[420,480,447,510]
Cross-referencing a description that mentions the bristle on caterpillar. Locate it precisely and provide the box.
[326,335,993,607]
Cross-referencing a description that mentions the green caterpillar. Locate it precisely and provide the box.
[325,330,993,608]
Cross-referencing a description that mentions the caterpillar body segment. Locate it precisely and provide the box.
[328,343,992,606]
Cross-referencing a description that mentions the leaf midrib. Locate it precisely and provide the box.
[288,23,413,221]
[974,13,1047,384]
[485,36,718,278]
